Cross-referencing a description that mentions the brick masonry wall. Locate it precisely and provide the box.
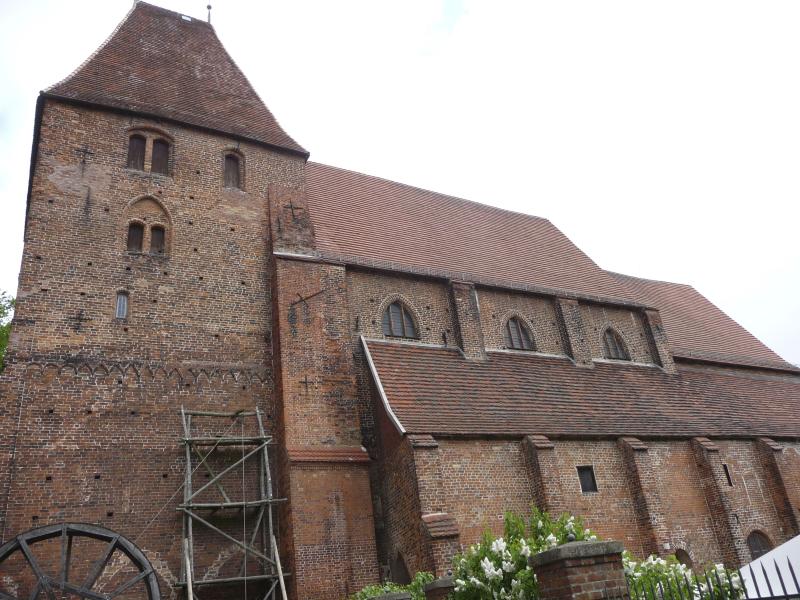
[477,288,566,355]
[579,303,656,364]
[646,441,723,566]
[437,439,534,545]
[347,270,456,348]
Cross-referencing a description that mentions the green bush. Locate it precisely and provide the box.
[451,507,596,599]
[350,570,434,600]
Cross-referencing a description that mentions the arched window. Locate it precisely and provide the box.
[674,549,693,569]
[504,317,534,350]
[382,301,418,339]
[151,139,170,175]
[115,292,129,320]
[150,225,165,255]
[127,222,144,252]
[603,328,630,361]
[747,531,773,560]
[224,153,241,189]
[126,135,146,170]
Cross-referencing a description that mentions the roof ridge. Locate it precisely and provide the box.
[309,161,550,224]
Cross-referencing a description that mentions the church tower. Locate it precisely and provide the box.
[0,3,378,598]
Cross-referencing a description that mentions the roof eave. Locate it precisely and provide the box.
[40,92,311,159]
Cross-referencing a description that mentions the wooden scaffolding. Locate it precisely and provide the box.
[178,407,287,600]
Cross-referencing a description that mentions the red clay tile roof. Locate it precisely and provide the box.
[305,162,636,304]
[364,339,800,438]
[611,273,796,371]
[46,1,306,155]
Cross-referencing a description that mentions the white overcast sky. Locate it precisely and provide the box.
[0,0,798,365]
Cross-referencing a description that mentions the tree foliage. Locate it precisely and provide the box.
[0,291,14,372]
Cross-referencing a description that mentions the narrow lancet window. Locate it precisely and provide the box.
[150,226,165,255]
[127,222,144,252]
[115,292,129,320]
[224,154,241,189]
[602,328,630,361]
[151,139,170,175]
[126,135,146,170]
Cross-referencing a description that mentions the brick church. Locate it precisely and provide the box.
[1,2,799,599]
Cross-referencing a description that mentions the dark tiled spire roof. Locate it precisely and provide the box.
[47,1,306,155]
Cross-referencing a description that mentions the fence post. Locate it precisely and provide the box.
[529,540,629,600]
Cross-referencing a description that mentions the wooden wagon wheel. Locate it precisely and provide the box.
[0,523,160,600]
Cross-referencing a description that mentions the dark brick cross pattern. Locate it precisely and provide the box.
[300,375,318,394]
[69,309,91,332]
[75,145,95,176]
[284,200,302,221]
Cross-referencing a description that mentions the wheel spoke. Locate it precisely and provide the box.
[25,583,39,600]
[81,535,118,591]
[59,525,72,584]
[108,568,152,598]
[0,587,20,600]
[18,539,55,600]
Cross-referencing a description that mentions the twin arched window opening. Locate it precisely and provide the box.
[382,301,418,339]
[127,222,166,255]
[126,134,171,175]
[505,317,535,351]
[602,328,630,361]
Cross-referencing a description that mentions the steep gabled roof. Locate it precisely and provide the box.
[364,339,800,438]
[611,273,796,371]
[46,1,306,155]
[305,162,635,304]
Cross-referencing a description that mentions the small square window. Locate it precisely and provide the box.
[577,465,598,493]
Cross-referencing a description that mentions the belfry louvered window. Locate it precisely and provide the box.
[150,225,165,254]
[602,328,630,361]
[382,301,418,339]
[126,135,146,170]
[504,317,534,350]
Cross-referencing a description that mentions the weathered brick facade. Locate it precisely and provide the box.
[2,3,800,599]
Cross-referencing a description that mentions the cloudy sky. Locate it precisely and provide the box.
[0,0,798,365]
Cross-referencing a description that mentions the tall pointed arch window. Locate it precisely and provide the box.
[504,317,534,351]
[603,328,630,361]
[382,301,418,339]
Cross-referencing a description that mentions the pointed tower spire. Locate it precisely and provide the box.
[207,4,212,24]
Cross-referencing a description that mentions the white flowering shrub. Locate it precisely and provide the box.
[624,552,743,600]
[451,507,597,599]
